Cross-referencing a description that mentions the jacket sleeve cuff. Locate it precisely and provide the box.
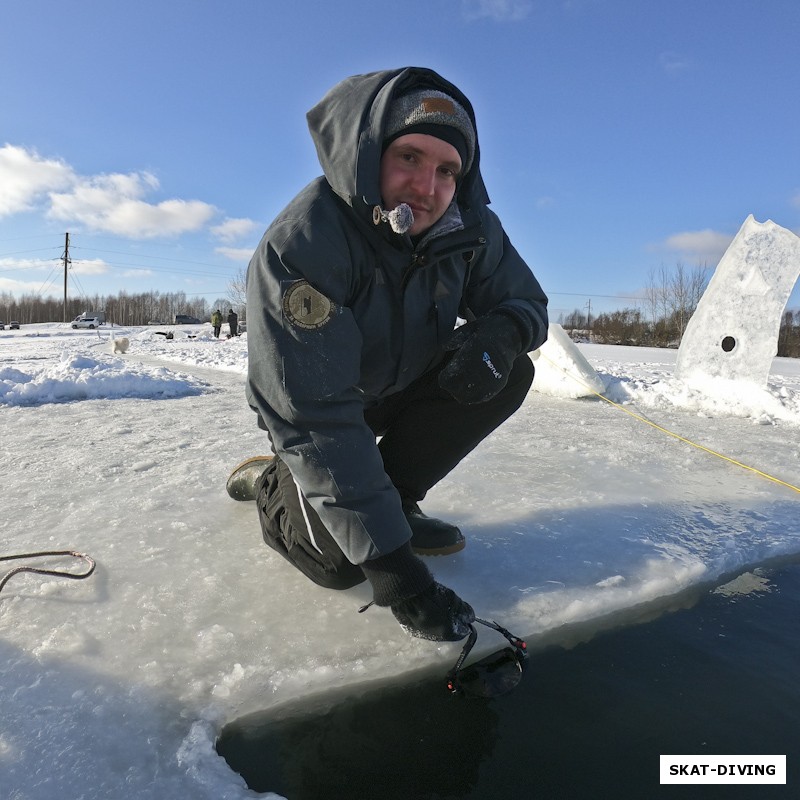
[360,542,434,606]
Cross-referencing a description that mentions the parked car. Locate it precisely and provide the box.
[10,321,20,330]
[174,314,202,325]
[71,313,105,327]
[71,317,102,329]
[0,321,5,330]
[72,311,106,324]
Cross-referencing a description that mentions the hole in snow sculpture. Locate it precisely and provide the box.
[675,215,800,388]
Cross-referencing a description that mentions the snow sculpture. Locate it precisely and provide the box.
[675,215,800,388]
[531,323,607,398]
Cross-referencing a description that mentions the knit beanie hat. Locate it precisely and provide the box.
[384,88,476,176]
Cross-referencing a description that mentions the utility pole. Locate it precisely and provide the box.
[585,299,592,342]
[62,232,71,323]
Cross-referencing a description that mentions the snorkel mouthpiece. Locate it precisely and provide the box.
[373,203,415,234]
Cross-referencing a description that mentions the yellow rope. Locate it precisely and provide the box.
[538,352,800,496]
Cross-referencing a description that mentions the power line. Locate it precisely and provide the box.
[2,235,244,282]
[0,259,62,275]
[72,244,245,271]
[35,263,61,297]
[71,258,235,279]
[548,291,645,301]
[0,246,62,258]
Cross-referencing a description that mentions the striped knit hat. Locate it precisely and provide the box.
[384,88,476,175]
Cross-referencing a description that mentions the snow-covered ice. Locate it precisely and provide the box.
[1,322,799,799]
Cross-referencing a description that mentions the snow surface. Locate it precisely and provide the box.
[2,323,799,799]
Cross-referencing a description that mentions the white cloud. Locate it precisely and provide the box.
[121,268,155,278]
[662,229,733,263]
[71,258,109,276]
[0,257,57,273]
[0,275,43,293]
[215,246,256,262]
[0,144,74,217]
[0,255,109,282]
[211,217,259,242]
[1,144,218,238]
[48,172,217,238]
[791,191,800,209]
[462,0,532,22]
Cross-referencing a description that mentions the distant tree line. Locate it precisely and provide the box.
[4,263,798,357]
[777,310,800,358]
[559,263,800,357]
[0,288,245,327]
[585,308,800,356]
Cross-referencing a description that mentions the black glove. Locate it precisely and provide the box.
[360,543,474,641]
[438,312,524,405]
[391,581,475,642]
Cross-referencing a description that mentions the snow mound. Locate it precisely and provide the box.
[532,324,607,398]
[0,351,211,406]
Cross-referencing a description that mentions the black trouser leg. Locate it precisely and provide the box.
[364,354,534,503]
[255,355,533,587]
[255,456,366,590]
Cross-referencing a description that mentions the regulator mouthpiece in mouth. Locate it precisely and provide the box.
[373,203,414,234]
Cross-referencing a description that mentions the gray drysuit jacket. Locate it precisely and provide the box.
[245,67,548,565]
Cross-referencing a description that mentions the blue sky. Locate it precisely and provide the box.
[2,0,799,320]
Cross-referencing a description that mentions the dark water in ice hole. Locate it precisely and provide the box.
[217,558,800,799]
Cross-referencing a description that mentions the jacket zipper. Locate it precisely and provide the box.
[400,235,486,292]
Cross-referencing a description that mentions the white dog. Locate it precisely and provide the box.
[111,337,130,354]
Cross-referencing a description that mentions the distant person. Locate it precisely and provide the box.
[211,309,222,338]
[227,309,239,337]
[227,67,548,642]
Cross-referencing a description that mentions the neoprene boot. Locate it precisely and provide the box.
[226,455,273,501]
[402,501,466,556]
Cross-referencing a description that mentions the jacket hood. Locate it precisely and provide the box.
[306,67,490,217]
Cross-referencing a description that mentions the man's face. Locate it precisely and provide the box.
[379,133,461,237]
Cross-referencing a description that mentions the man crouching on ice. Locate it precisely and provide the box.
[228,67,548,642]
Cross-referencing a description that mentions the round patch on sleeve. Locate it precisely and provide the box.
[282,280,334,330]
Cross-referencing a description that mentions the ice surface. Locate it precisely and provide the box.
[1,323,799,798]
[676,215,800,387]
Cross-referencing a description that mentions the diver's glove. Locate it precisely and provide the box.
[438,312,524,404]
[390,582,475,642]
[360,542,474,641]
